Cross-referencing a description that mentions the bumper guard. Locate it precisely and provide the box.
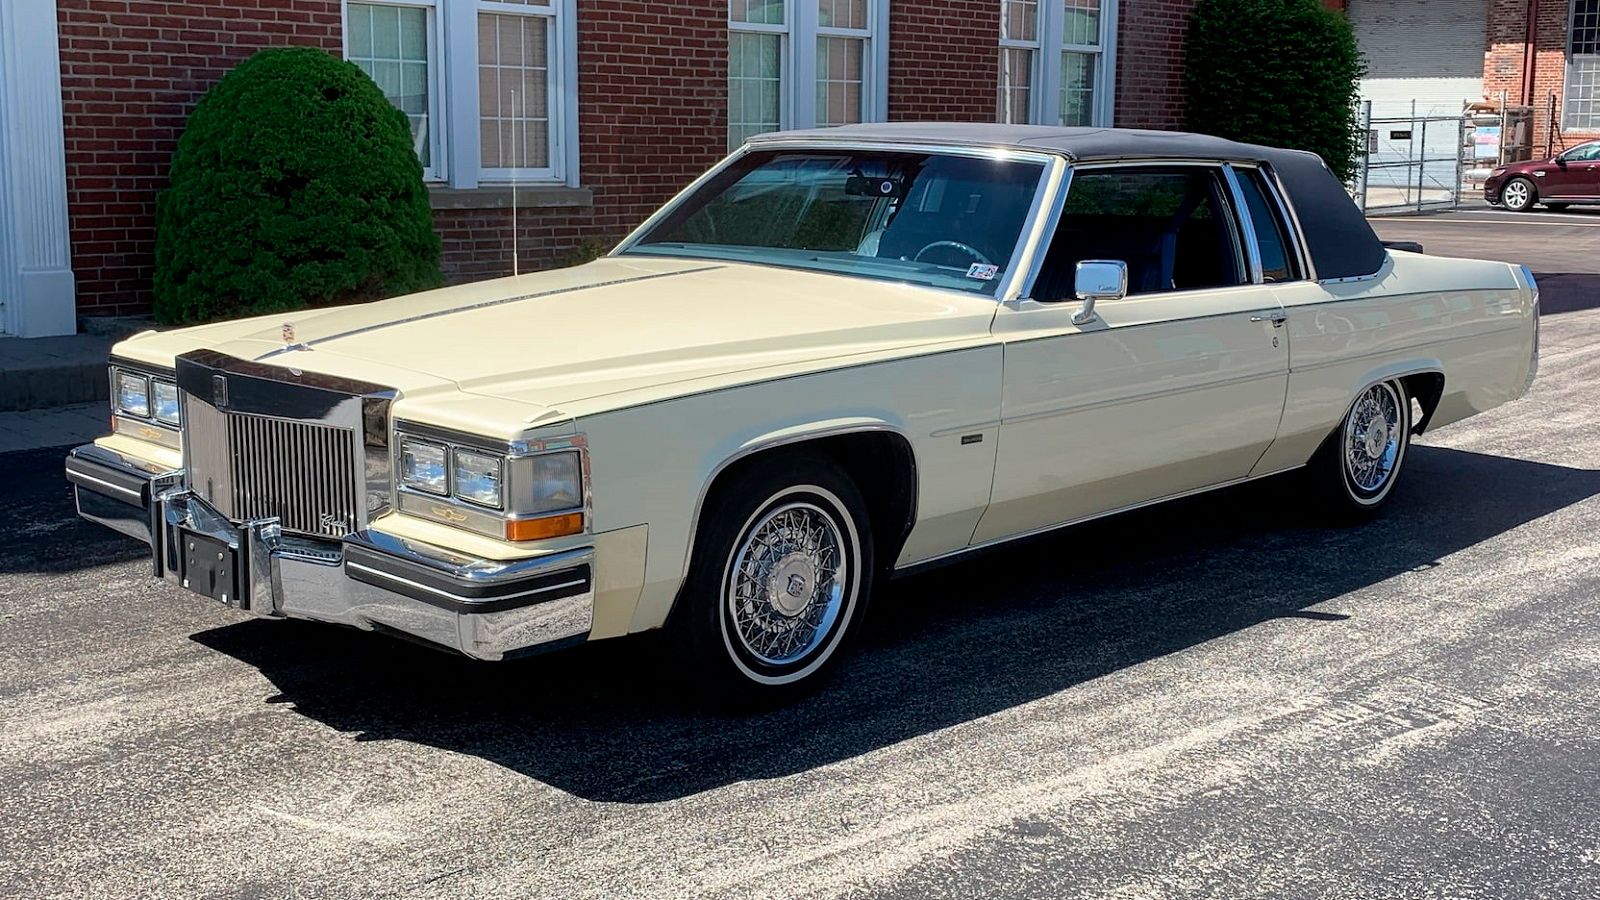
[65,444,594,660]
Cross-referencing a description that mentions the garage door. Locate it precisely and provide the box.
[1349,0,1486,119]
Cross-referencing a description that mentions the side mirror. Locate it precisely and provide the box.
[1071,259,1128,325]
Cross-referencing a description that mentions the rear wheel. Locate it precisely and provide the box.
[1310,380,1411,519]
[1501,177,1537,212]
[673,456,873,705]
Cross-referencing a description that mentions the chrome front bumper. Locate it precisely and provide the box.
[65,444,594,660]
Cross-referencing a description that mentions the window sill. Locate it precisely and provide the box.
[428,185,594,211]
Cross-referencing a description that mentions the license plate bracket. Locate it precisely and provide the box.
[179,528,242,607]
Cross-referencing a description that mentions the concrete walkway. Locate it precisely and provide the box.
[0,333,114,412]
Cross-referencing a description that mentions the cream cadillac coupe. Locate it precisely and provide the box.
[68,124,1539,700]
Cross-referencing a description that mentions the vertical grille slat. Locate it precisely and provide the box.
[184,395,362,538]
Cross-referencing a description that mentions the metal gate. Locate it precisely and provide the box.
[1353,103,1469,214]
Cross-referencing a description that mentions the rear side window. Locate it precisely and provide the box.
[1234,169,1301,283]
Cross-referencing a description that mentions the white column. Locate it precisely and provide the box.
[0,0,76,337]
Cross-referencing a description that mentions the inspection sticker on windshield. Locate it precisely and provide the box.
[966,263,999,281]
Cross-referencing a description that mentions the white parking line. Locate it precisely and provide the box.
[1370,217,1600,228]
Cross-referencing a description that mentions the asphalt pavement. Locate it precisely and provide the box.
[1,215,1597,899]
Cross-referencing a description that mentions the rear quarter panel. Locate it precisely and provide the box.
[1254,252,1535,473]
[577,345,1004,636]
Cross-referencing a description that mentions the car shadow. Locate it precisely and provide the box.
[1531,272,1600,315]
[191,445,1600,803]
[0,446,151,576]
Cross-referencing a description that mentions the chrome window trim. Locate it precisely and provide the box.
[1254,163,1318,282]
[1221,164,1265,285]
[1229,162,1311,284]
[1011,157,1073,302]
[612,140,1064,303]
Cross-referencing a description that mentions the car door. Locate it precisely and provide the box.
[974,163,1291,545]
[1540,143,1600,198]
[1567,143,1600,196]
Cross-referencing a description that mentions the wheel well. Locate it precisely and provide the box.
[1399,371,1445,435]
[701,431,918,571]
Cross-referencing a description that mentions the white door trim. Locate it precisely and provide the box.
[0,0,76,337]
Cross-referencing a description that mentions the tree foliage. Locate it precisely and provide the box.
[154,47,441,324]
[1185,0,1366,183]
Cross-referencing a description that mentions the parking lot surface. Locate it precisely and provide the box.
[2,215,1597,899]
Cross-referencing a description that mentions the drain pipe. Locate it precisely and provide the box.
[1523,0,1539,108]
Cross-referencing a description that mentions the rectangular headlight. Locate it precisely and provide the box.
[152,380,180,426]
[528,450,582,514]
[399,438,449,495]
[115,370,151,418]
[452,448,504,508]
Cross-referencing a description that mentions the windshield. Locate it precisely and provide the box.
[622,149,1047,295]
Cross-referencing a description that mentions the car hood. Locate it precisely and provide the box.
[115,256,999,423]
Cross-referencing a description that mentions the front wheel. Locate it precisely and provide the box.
[1310,379,1411,519]
[1501,177,1537,212]
[673,456,873,705]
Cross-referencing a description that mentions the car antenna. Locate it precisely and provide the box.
[510,88,520,278]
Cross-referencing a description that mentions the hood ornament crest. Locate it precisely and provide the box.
[280,322,311,353]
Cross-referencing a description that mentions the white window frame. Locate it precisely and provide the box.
[999,1,1043,123]
[344,0,446,181]
[342,0,580,189]
[729,6,792,149]
[726,0,889,147]
[998,0,1117,127]
[1566,0,1600,131]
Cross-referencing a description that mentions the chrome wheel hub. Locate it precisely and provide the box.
[1505,181,1529,206]
[727,502,847,666]
[768,552,818,617]
[1344,383,1403,493]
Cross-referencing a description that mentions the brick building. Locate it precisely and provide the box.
[1346,0,1598,164]
[3,0,1220,337]
[19,0,1572,342]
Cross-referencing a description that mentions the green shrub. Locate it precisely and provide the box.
[154,47,441,324]
[1185,0,1365,183]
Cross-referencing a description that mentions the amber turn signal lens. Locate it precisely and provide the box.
[505,512,583,542]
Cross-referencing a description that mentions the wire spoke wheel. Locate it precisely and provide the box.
[1343,382,1404,496]
[725,501,848,667]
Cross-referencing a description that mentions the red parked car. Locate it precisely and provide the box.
[1484,141,1600,211]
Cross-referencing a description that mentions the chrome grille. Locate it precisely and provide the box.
[184,395,361,538]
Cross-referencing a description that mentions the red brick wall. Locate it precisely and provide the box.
[58,0,342,318]
[1114,0,1196,130]
[1486,0,1582,156]
[887,1,1000,121]
[436,1,728,286]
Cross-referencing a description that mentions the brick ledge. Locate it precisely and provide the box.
[429,185,594,211]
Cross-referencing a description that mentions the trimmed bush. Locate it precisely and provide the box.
[154,47,441,324]
[1185,0,1365,183]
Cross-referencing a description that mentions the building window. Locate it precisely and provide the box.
[726,0,889,150]
[996,0,1116,127]
[347,2,441,177]
[478,7,554,176]
[1568,0,1600,130]
[998,0,1039,123]
[343,0,576,188]
[730,0,787,147]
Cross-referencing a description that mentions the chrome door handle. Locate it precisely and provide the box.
[1250,312,1288,327]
